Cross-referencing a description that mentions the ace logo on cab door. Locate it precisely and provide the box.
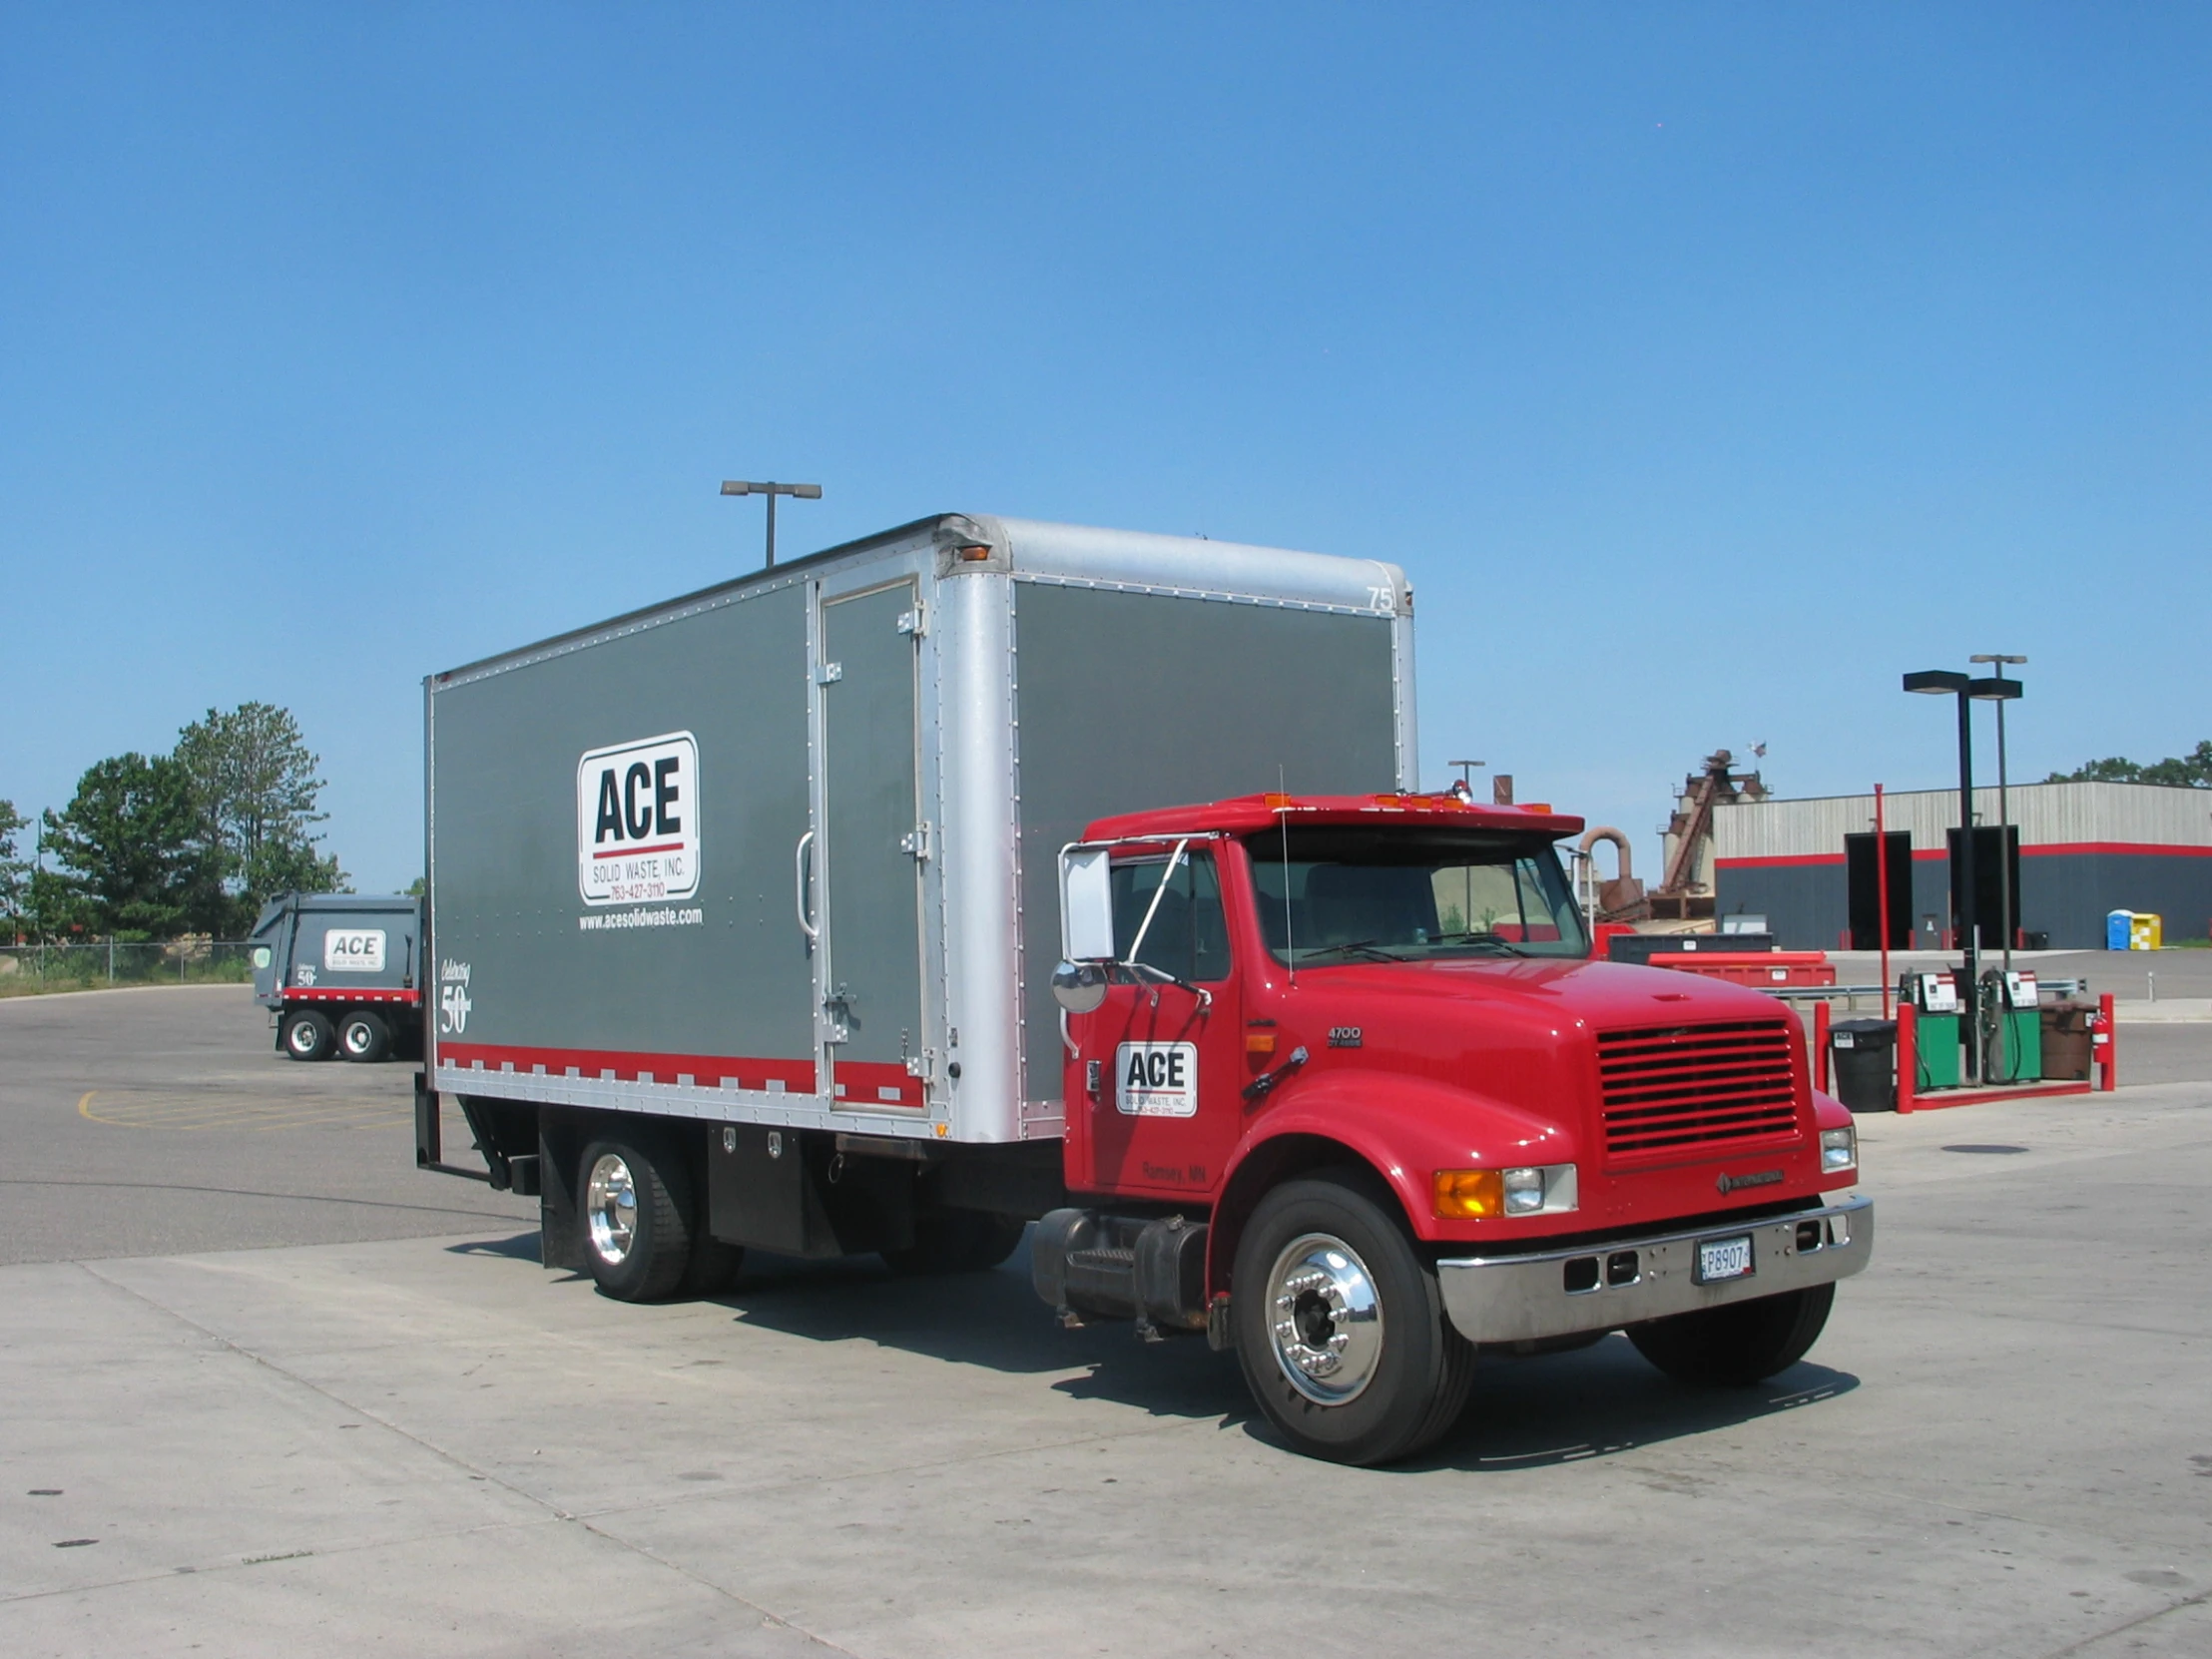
[578,732,701,905]
[1115,1042,1199,1117]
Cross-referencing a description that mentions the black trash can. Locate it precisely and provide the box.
[1830,1018,1898,1112]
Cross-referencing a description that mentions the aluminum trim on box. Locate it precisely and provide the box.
[1435,1196,1874,1346]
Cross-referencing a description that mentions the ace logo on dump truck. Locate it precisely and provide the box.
[1115,1042,1199,1117]
[321,929,386,973]
[577,732,701,905]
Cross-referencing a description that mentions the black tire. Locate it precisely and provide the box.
[280,1009,334,1062]
[1627,1283,1836,1386]
[681,1230,745,1298]
[337,1009,390,1063]
[1231,1172,1475,1466]
[882,1210,1027,1275]
[578,1135,694,1302]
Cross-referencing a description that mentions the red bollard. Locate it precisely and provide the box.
[1814,999,1832,1094]
[1897,1001,1918,1114]
[2097,991,2118,1091]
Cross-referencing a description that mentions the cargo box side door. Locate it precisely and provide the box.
[815,577,928,1110]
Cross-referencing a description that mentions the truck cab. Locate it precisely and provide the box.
[1034,791,1870,1464]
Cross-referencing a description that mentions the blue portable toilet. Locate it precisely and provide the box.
[2107,909,2135,950]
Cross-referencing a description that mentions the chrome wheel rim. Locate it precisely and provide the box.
[287,1020,318,1054]
[342,1022,369,1054]
[1266,1232,1384,1405]
[586,1153,639,1266]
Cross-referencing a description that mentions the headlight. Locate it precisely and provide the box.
[1433,1163,1578,1218]
[1820,1126,1857,1175]
[1503,1167,1544,1214]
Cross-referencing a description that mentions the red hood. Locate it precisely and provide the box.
[1258,955,1813,1183]
[1282,954,1792,1027]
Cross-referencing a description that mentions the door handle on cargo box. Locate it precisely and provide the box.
[795,830,819,940]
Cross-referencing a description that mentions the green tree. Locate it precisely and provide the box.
[174,703,345,911]
[0,800,31,939]
[2047,740,2212,789]
[41,754,226,938]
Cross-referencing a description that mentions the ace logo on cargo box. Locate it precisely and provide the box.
[577,733,701,905]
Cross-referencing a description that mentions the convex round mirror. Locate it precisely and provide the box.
[1051,959,1108,1015]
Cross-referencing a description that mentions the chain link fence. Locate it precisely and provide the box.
[0,940,257,996]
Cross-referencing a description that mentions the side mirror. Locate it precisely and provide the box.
[1051,959,1109,1015]
[1059,843,1116,963]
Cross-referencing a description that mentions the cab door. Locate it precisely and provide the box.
[1074,846,1243,1199]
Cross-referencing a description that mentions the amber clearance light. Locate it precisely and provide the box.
[1433,1169,1504,1218]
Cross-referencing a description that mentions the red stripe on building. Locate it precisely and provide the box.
[1718,840,2212,870]
[433,1041,922,1107]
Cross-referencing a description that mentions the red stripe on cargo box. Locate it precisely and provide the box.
[434,1042,923,1107]
[283,986,421,1004]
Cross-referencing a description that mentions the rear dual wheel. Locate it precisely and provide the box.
[1231,1173,1474,1466]
[882,1210,1026,1275]
[579,1135,742,1303]
[281,1009,333,1061]
[338,1010,390,1062]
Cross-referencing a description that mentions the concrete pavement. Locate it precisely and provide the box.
[0,986,533,1263]
[4,1085,2210,1656]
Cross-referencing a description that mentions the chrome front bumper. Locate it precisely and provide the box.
[1435,1196,1874,1346]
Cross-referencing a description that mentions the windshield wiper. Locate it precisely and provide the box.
[1425,931,1531,956]
[1293,938,1406,964]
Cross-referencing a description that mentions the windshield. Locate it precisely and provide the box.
[1246,827,1589,964]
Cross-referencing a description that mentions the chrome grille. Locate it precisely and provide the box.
[1596,1020,1801,1163]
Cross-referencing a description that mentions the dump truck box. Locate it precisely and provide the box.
[423,512,1413,1146]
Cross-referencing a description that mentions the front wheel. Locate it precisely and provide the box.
[1231,1173,1474,1466]
[280,1009,333,1061]
[1627,1284,1836,1386]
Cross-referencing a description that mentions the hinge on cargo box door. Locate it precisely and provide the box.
[895,602,926,637]
[814,661,843,686]
[898,823,932,860]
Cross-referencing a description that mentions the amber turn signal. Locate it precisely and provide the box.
[1245,1032,1278,1056]
[1433,1168,1504,1219]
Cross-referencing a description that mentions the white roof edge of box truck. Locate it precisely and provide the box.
[429,513,1405,687]
[980,516,1407,615]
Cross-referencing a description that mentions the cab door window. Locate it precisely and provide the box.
[1110,851,1231,982]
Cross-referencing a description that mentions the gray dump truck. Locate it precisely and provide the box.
[251,892,424,1061]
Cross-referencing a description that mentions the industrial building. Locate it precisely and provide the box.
[1711,781,2212,950]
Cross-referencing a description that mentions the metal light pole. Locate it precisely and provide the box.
[1969,655,2027,970]
[720,480,823,569]
[1905,670,1978,1079]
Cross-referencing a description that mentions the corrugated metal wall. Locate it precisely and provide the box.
[1714,783,2212,861]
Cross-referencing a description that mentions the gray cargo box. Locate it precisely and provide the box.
[424,513,1413,1146]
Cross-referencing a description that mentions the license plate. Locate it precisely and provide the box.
[1696,1235,1755,1284]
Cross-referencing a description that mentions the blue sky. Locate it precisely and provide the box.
[5,4,2208,894]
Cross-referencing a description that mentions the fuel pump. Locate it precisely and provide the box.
[1900,970,1962,1089]
[1980,968,2041,1083]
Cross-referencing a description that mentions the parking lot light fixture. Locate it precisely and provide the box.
[1968,666,2026,969]
[720,480,824,570]
[1904,669,1978,1078]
